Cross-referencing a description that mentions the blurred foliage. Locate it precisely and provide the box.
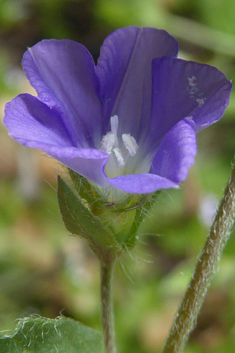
[1,0,235,352]
[196,0,235,35]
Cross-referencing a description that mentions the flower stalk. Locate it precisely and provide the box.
[100,262,116,353]
[162,160,235,353]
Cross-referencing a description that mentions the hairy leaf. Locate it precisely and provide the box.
[0,316,102,353]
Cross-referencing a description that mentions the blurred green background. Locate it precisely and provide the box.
[0,0,235,352]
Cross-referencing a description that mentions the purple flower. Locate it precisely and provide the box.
[4,27,232,195]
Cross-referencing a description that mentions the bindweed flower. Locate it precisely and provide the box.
[4,27,232,199]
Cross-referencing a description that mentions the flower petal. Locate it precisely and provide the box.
[106,119,196,194]
[148,57,232,148]
[96,26,178,139]
[4,94,73,147]
[187,80,232,132]
[4,94,109,186]
[150,120,197,183]
[22,39,103,147]
[106,173,178,194]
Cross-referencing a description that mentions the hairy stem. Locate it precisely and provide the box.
[101,262,116,353]
[162,161,235,353]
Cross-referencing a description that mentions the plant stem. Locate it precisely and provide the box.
[162,161,235,353]
[100,262,116,353]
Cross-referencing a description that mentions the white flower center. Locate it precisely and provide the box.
[100,115,139,178]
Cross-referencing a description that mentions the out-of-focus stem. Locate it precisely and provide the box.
[162,161,235,353]
[101,262,116,353]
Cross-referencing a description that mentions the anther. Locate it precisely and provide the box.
[122,133,138,156]
[100,115,139,172]
[113,148,125,166]
[101,132,115,155]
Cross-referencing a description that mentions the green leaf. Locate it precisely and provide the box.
[0,316,103,353]
[57,176,122,262]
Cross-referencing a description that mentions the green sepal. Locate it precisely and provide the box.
[68,168,141,212]
[67,170,161,249]
[125,190,161,247]
[0,316,103,353]
[68,169,105,209]
[57,176,122,263]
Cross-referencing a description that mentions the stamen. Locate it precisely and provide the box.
[122,133,138,156]
[100,115,139,176]
[101,132,115,154]
[113,148,125,166]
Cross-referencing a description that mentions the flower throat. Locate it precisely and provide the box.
[101,115,139,178]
